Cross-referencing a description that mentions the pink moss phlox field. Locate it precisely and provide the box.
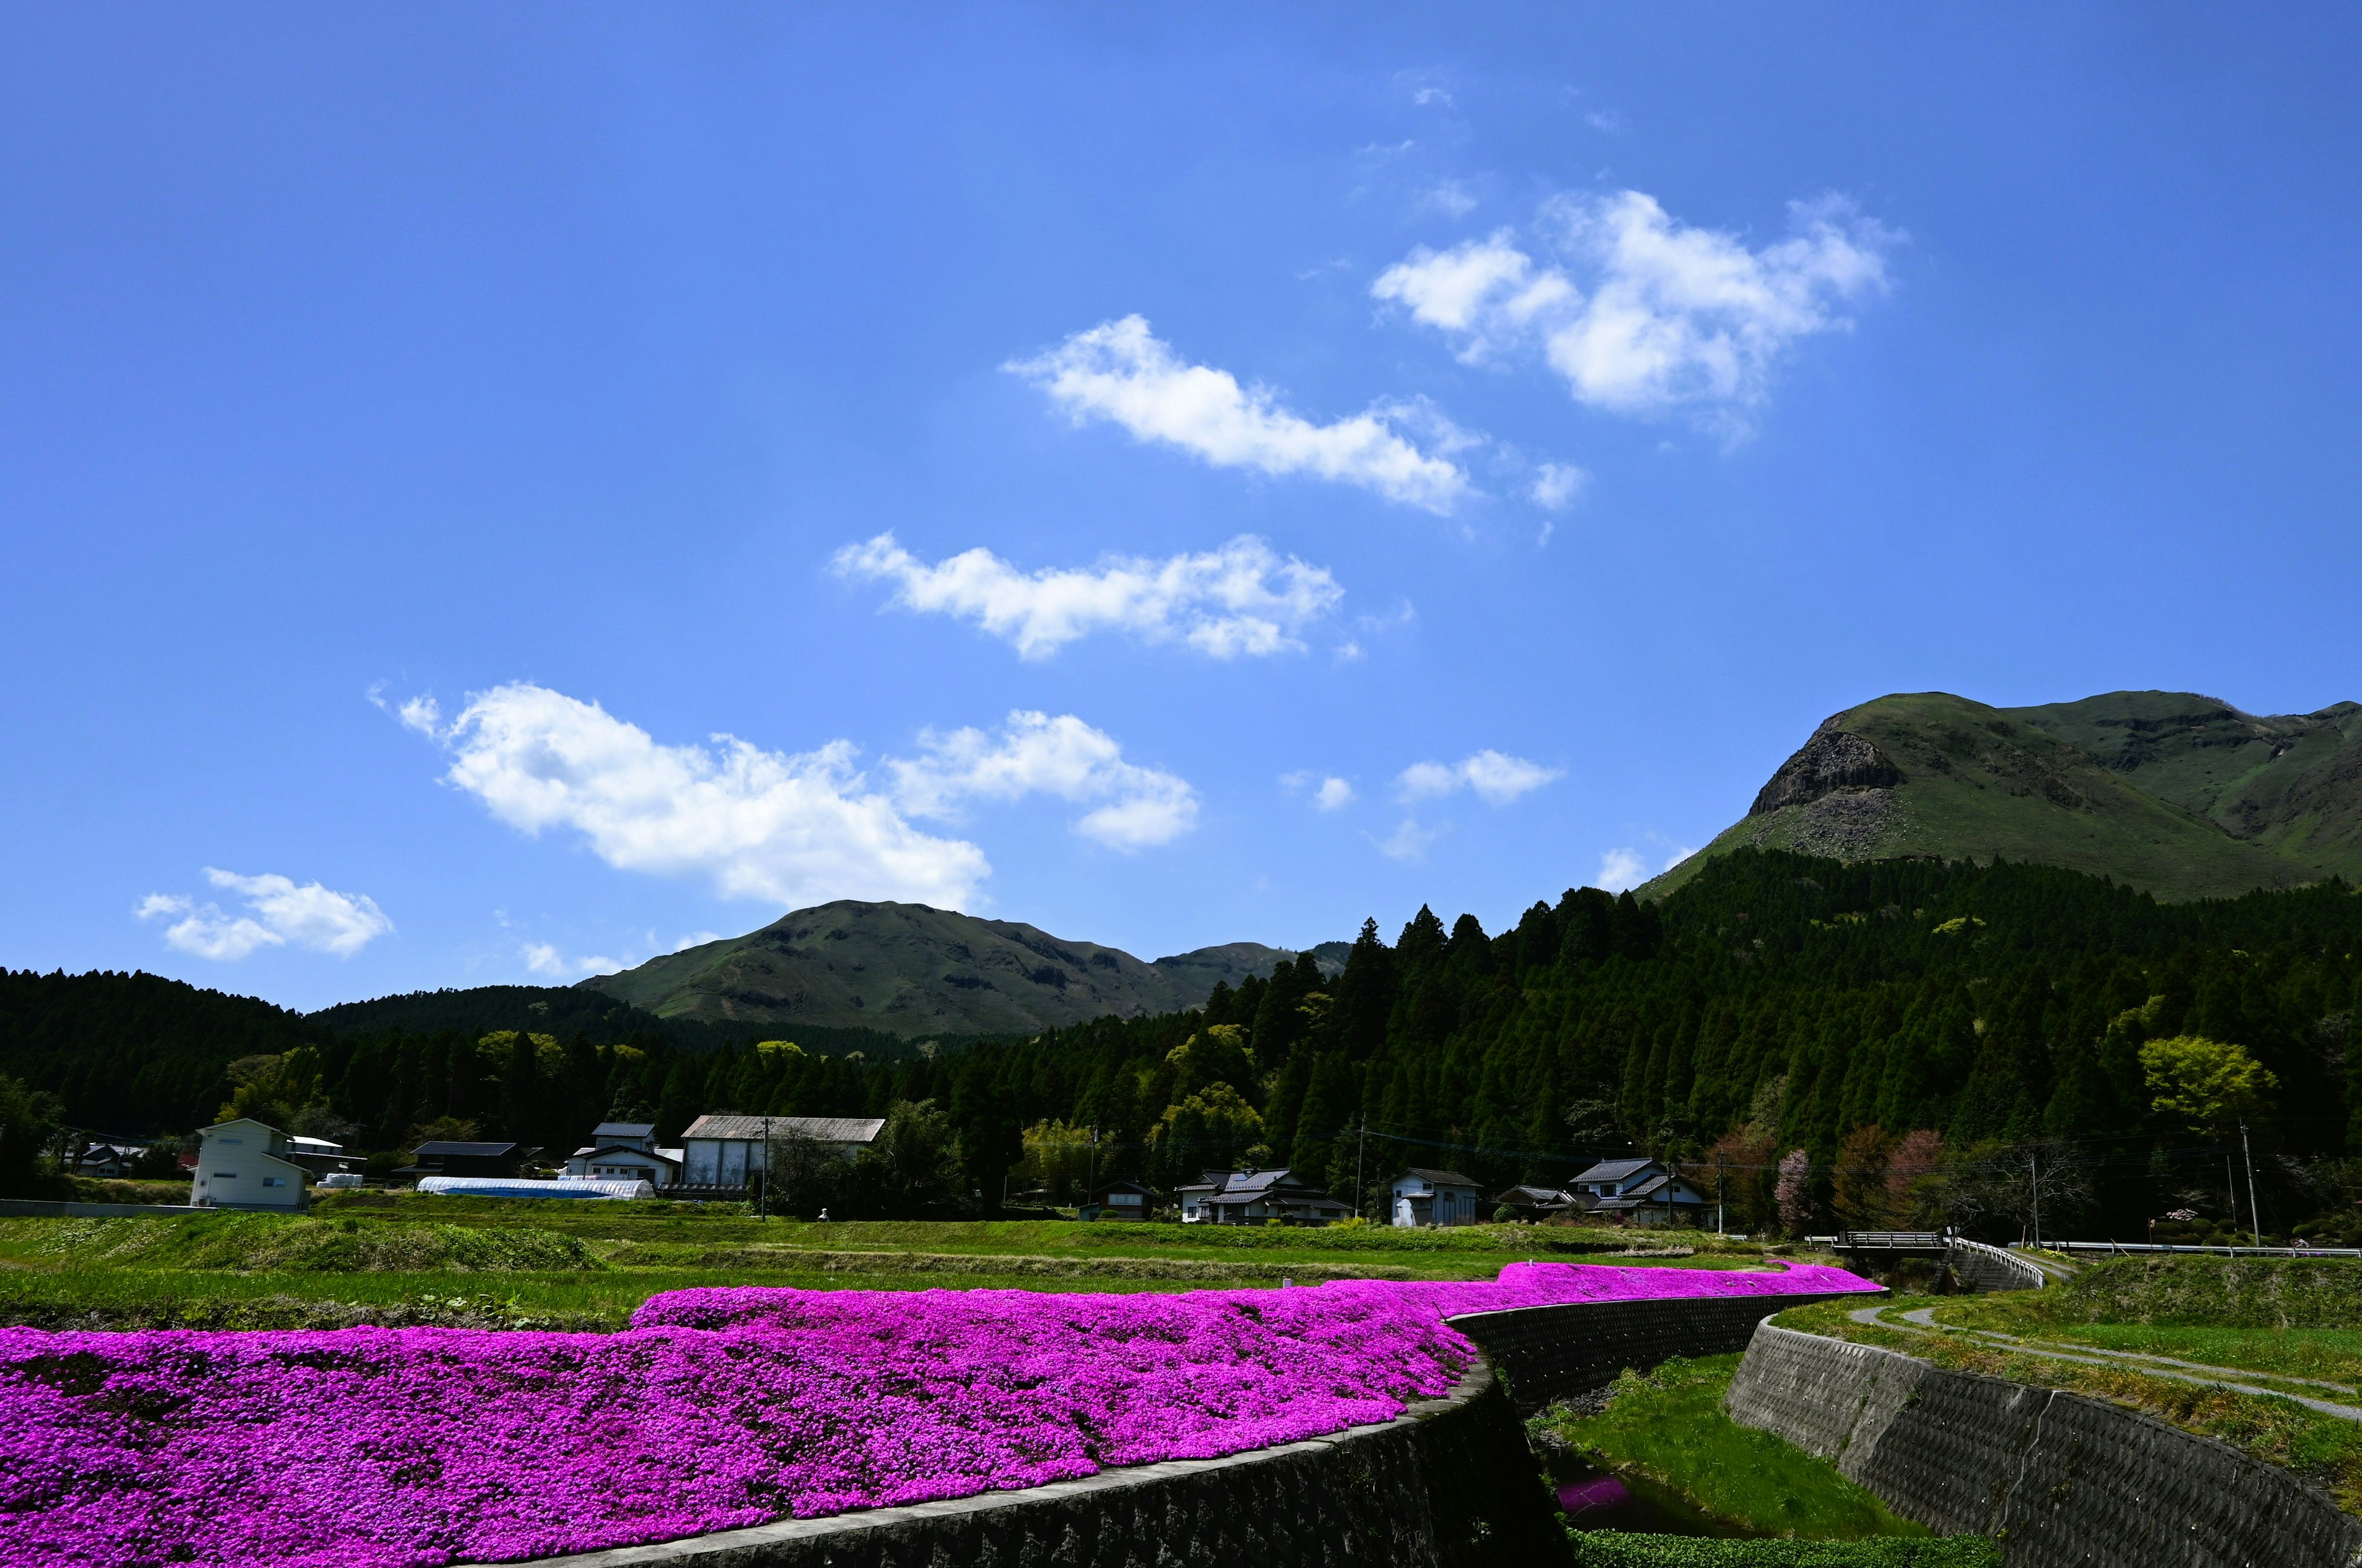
[1,1260,1875,1568]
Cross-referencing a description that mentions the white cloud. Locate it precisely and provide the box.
[1663,845,1698,872]
[1395,750,1562,806]
[887,710,1198,851]
[1412,86,1453,108]
[1597,847,1649,891]
[674,930,725,952]
[1529,462,1588,510]
[831,533,1343,660]
[137,870,393,961]
[1006,315,1473,512]
[1373,193,1897,433]
[402,682,993,909]
[1282,772,1357,811]
[523,942,624,979]
[1584,109,1628,133]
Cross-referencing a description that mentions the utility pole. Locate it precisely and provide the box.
[1714,1151,1724,1238]
[2029,1147,2040,1251]
[2240,1121,2262,1247]
[758,1115,771,1220]
[1085,1123,1098,1213]
[1353,1114,1368,1220]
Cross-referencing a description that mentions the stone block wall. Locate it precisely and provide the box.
[1725,1322,2362,1568]
[1444,1291,1868,1413]
[479,1360,1569,1568]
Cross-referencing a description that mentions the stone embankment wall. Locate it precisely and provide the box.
[1445,1291,1871,1413]
[1945,1238,2050,1294]
[487,1359,1568,1568]
[1727,1322,2362,1568]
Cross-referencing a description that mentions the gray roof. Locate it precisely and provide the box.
[1398,1168,1479,1188]
[682,1114,885,1144]
[1495,1185,1572,1203]
[579,1144,681,1166]
[415,1140,520,1157]
[1573,1158,1659,1183]
[594,1122,656,1139]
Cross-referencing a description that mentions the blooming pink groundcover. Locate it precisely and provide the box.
[0,1261,1874,1568]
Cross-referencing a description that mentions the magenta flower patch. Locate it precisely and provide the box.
[0,1261,1874,1567]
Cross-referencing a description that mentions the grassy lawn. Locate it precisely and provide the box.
[1531,1354,1933,1541]
[1562,1538,1997,1567]
[1776,1292,2362,1516]
[0,1208,1787,1331]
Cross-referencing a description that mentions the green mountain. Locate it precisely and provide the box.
[1653,690,2362,903]
[577,899,1340,1036]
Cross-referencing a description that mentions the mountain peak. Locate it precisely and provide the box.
[1655,688,2362,902]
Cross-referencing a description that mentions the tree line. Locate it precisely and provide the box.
[6,849,2360,1236]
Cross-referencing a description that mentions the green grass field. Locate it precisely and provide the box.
[1531,1354,1933,1541]
[0,1204,1783,1329]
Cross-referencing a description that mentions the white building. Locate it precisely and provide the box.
[678,1114,885,1188]
[563,1122,685,1188]
[188,1118,308,1211]
[1390,1168,1484,1228]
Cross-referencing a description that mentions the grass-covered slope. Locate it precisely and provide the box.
[2010,690,2362,882]
[1652,691,2338,903]
[579,898,1311,1035]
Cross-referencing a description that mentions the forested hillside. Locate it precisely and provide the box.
[7,851,2359,1237]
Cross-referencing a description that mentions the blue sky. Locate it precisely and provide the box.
[5,6,2358,1011]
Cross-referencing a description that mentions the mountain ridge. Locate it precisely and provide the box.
[1652,688,2362,902]
[578,900,1346,1037]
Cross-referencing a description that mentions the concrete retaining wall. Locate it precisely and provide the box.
[1947,1238,2049,1293]
[1725,1321,2362,1568]
[1445,1291,1872,1413]
[478,1358,1568,1568]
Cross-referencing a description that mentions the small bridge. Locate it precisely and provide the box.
[1811,1230,2054,1292]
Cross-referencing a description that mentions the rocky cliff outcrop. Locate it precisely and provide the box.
[1749,720,1905,815]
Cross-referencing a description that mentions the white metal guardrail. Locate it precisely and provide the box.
[2023,1240,2362,1260]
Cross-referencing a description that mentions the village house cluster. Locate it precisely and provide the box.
[178,1112,1715,1227]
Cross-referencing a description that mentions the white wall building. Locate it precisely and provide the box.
[189,1118,308,1211]
[563,1122,684,1187]
[1389,1168,1484,1228]
[678,1115,885,1188]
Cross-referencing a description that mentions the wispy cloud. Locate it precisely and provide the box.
[1394,750,1562,806]
[1373,192,1898,436]
[1418,180,1478,219]
[397,683,993,909]
[832,533,1343,660]
[1583,109,1628,133]
[137,870,392,961]
[1375,818,1442,861]
[1006,315,1474,512]
[888,710,1198,850]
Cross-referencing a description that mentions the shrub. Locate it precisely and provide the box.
[1564,1535,2000,1567]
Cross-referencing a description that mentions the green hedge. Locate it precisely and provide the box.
[1563,1533,2001,1567]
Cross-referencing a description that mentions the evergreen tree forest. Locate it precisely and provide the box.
[6,849,2360,1236]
